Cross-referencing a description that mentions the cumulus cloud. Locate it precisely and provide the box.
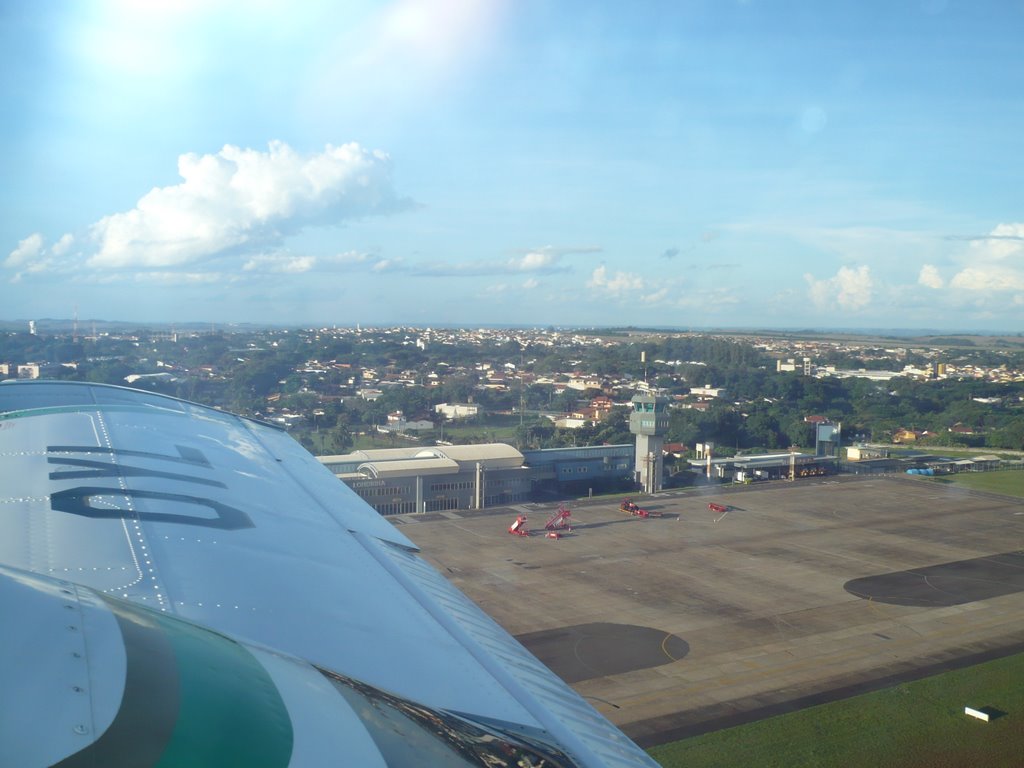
[948,222,1024,293]
[370,257,404,273]
[86,141,409,269]
[4,232,59,281]
[805,265,873,311]
[522,278,539,290]
[51,234,75,257]
[506,245,600,273]
[3,141,411,286]
[950,267,1024,292]
[5,233,44,268]
[587,265,645,296]
[918,264,944,289]
[510,250,558,271]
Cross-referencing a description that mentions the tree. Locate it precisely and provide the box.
[667,409,702,447]
[743,410,784,450]
[324,425,354,454]
[594,408,630,445]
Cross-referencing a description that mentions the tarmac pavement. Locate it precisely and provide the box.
[394,475,1024,746]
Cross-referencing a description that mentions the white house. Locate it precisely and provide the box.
[435,403,479,420]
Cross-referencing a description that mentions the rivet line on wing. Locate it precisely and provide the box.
[92,410,149,600]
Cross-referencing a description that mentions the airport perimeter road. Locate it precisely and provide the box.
[393,476,1024,746]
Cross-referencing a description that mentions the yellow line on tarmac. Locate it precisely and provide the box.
[661,632,682,662]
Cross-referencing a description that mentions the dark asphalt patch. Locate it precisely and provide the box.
[844,551,1024,607]
[517,622,688,683]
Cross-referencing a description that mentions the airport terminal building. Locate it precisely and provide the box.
[320,443,634,516]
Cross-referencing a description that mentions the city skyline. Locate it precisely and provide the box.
[2,1,1023,331]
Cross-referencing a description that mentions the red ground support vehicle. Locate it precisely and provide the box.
[544,504,573,532]
[620,498,650,518]
[708,502,728,513]
[508,514,530,536]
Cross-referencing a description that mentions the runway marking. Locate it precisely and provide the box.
[787,540,898,572]
[770,614,798,640]
[572,637,603,679]
[661,632,682,662]
[448,522,489,539]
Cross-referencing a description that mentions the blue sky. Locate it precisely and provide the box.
[2,1,1023,331]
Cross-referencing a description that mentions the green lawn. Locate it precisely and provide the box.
[440,423,521,443]
[923,470,1024,498]
[649,651,1024,767]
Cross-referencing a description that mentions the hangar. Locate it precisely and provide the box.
[319,443,634,515]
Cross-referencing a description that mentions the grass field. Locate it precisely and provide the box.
[923,470,1024,498]
[440,423,520,443]
[649,651,1024,767]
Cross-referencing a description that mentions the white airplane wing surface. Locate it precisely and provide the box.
[0,380,658,767]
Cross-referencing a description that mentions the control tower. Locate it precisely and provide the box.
[629,391,669,493]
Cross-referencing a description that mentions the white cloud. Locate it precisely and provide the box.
[412,245,596,277]
[371,257,403,273]
[805,265,873,311]
[325,251,377,266]
[587,265,645,297]
[918,264,944,289]
[643,287,670,304]
[242,250,399,275]
[243,254,317,273]
[522,278,539,290]
[86,141,408,269]
[510,250,557,271]
[4,233,58,282]
[499,245,600,274]
[950,267,1024,292]
[5,233,44,268]
[51,233,75,257]
[130,271,227,285]
[949,222,1024,292]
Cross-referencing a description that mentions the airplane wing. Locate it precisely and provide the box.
[0,380,658,767]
